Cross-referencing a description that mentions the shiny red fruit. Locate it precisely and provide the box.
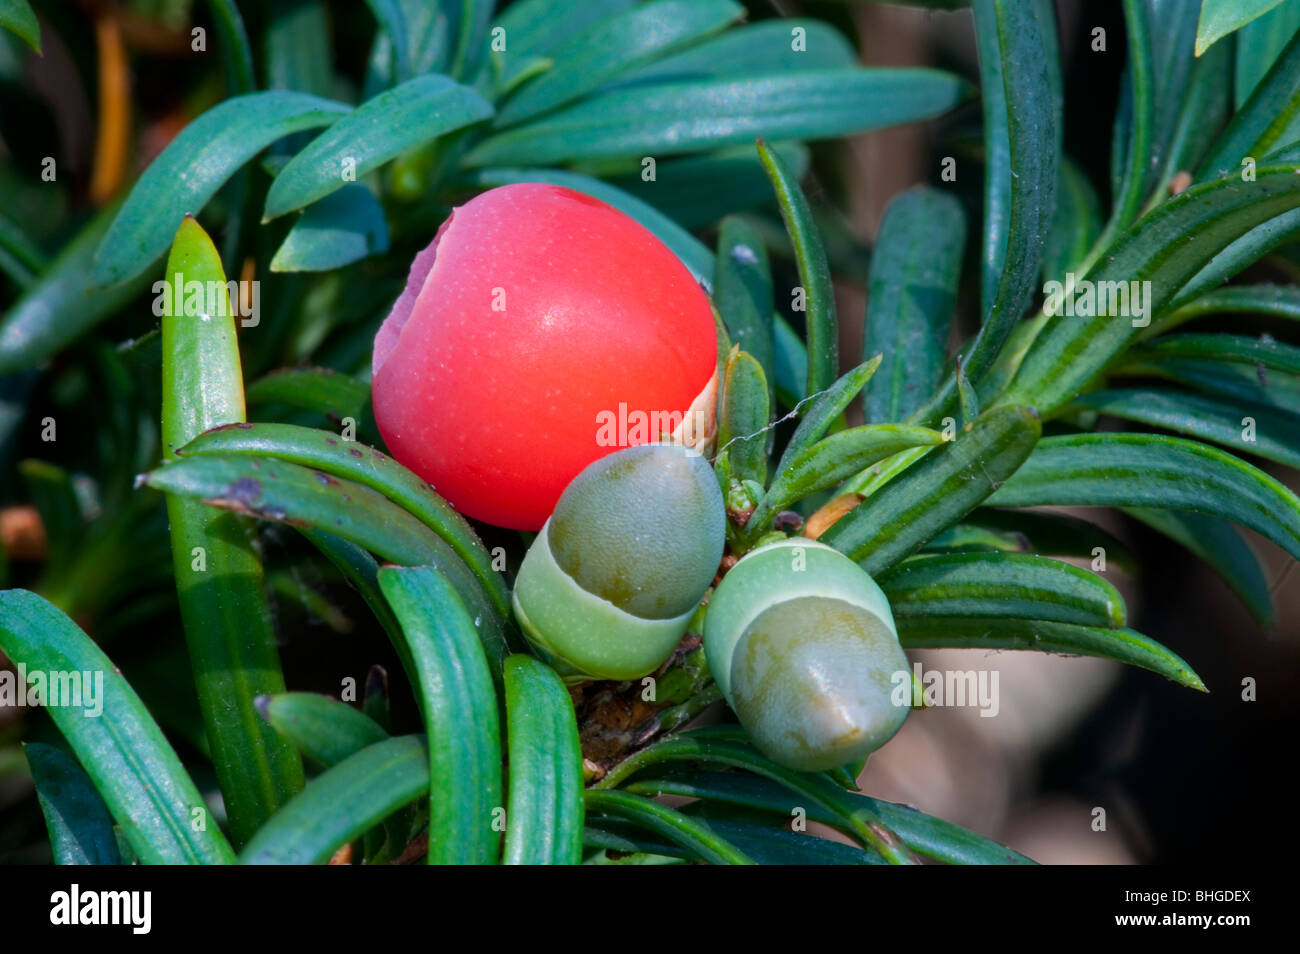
[371,183,717,530]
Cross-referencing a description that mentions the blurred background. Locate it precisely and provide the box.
[829,0,1300,865]
[1,0,1296,864]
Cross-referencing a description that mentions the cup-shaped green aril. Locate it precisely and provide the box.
[703,539,910,772]
[512,443,725,681]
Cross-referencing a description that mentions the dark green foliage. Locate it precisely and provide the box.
[1,0,1297,867]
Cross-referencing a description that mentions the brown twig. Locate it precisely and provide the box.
[574,635,718,781]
